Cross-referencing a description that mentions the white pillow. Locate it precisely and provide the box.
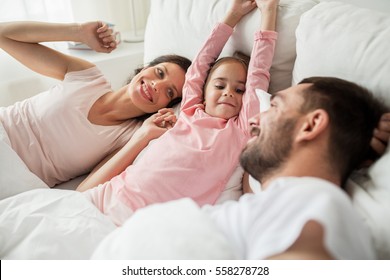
[92,198,235,259]
[293,1,390,259]
[144,0,319,94]
[0,125,49,200]
[293,1,390,107]
[347,152,390,260]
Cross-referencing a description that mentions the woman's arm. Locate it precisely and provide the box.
[77,109,177,192]
[0,21,116,80]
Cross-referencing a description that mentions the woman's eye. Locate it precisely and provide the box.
[157,68,164,78]
[167,89,174,99]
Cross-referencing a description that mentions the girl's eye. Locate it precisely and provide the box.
[236,88,245,94]
[215,84,224,90]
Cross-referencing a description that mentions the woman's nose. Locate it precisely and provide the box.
[151,80,159,92]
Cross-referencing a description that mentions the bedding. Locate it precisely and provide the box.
[1,0,390,260]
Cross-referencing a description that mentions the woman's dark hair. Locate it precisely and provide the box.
[298,77,388,186]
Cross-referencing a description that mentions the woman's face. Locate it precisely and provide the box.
[127,62,186,113]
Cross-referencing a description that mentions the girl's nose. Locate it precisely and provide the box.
[223,90,234,97]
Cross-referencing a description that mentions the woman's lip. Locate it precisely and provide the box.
[140,81,153,102]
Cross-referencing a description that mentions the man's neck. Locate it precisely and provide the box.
[261,153,341,191]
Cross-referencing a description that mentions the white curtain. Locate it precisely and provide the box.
[0,0,73,22]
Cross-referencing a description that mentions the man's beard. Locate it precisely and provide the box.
[240,117,297,184]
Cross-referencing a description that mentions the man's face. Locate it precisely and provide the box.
[240,84,309,183]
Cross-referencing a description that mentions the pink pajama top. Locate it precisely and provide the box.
[92,23,277,213]
[0,67,141,187]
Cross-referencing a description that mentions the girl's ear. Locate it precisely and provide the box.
[295,109,329,142]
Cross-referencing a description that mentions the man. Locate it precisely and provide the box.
[202,77,389,259]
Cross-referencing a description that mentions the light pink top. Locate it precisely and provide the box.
[93,23,277,212]
[0,67,140,186]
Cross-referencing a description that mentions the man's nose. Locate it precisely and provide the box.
[249,113,260,127]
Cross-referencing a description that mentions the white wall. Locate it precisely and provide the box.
[70,0,150,33]
[0,0,150,106]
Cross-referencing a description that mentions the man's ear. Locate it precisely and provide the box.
[295,109,329,142]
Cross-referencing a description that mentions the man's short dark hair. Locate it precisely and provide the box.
[298,77,388,185]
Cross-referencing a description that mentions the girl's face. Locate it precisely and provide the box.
[127,62,186,113]
[204,60,247,120]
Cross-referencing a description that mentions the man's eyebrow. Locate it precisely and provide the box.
[271,92,280,101]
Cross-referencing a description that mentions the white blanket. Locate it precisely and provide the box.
[0,190,235,259]
[0,189,116,259]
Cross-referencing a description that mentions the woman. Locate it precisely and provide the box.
[0,21,191,187]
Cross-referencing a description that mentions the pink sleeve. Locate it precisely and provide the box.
[181,23,233,111]
[238,30,278,131]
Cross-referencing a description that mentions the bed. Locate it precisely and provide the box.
[0,0,389,259]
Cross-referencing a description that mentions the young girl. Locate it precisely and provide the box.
[0,21,191,188]
[81,0,279,225]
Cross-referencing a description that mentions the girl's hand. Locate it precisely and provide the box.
[231,0,257,17]
[80,21,117,53]
[255,0,279,12]
[371,112,390,156]
[224,0,257,28]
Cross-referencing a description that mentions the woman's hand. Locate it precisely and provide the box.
[80,21,117,53]
[136,108,177,141]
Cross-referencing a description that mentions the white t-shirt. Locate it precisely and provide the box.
[202,177,376,259]
[0,67,141,186]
